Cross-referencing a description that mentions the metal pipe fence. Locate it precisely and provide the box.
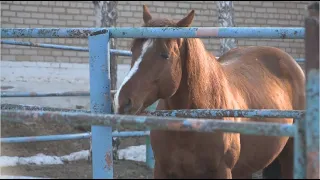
[1,27,304,39]
[0,39,304,63]
[0,15,318,179]
[0,131,150,144]
[1,40,132,57]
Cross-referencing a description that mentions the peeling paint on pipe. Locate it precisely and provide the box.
[144,109,304,118]
[1,27,305,39]
[1,90,116,98]
[1,40,132,56]
[0,131,150,143]
[1,110,295,137]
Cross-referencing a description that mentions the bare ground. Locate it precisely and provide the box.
[1,120,154,179]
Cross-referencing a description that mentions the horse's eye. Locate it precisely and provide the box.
[160,53,169,60]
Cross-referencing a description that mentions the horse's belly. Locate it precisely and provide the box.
[151,131,241,178]
[232,133,290,178]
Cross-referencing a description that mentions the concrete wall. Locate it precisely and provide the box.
[1,1,311,64]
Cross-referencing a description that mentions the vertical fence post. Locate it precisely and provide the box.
[304,2,319,179]
[88,29,113,179]
[294,116,306,179]
[146,134,155,169]
[145,101,157,169]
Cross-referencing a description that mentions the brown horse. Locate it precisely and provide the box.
[114,5,305,179]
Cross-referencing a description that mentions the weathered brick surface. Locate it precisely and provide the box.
[1,1,310,64]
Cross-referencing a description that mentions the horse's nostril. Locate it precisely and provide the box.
[123,98,132,113]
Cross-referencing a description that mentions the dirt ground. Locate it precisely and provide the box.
[1,113,154,179]
[0,103,267,179]
[0,118,265,179]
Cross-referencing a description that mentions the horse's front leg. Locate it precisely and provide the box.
[153,161,168,179]
[213,162,233,179]
[212,134,240,179]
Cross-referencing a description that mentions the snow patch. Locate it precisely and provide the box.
[0,153,63,167]
[118,145,146,162]
[60,150,90,162]
[0,145,146,167]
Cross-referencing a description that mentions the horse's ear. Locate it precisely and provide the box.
[143,5,152,24]
[177,10,195,27]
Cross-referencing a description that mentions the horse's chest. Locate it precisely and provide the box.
[151,131,225,170]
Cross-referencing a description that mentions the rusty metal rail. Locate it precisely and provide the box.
[1,40,132,57]
[0,39,304,63]
[304,2,319,179]
[1,27,304,39]
[1,109,296,137]
[0,90,116,97]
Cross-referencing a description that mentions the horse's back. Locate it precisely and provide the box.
[219,46,305,111]
[219,46,303,80]
[218,46,305,178]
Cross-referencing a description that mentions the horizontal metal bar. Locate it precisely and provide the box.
[0,131,150,143]
[109,27,305,39]
[1,103,91,113]
[1,110,295,137]
[0,133,90,143]
[1,27,304,39]
[296,58,305,63]
[1,40,132,56]
[0,40,304,63]
[144,109,305,118]
[1,28,107,38]
[0,176,51,179]
[1,90,117,97]
[1,91,90,97]
[112,131,150,137]
[1,103,304,119]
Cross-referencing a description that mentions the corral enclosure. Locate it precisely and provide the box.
[0,1,315,179]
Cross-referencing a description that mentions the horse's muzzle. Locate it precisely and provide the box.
[117,98,143,115]
[123,98,132,114]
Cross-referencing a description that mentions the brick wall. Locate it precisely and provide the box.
[1,1,311,64]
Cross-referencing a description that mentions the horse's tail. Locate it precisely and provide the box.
[263,53,306,179]
[289,60,306,111]
[276,46,306,111]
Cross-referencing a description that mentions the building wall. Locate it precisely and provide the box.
[1,1,310,64]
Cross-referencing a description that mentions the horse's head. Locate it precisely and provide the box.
[114,5,195,115]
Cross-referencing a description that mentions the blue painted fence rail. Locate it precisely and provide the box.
[1,40,132,57]
[1,103,302,119]
[146,109,304,118]
[1,91,91,97]
[1,109,296,137]
[0,131,150,143]
[0,40,305,63]
[0,107,303,147]
[1,27,304,39]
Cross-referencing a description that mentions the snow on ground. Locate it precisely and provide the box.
[117,145,146,162]
[0,145,145,167]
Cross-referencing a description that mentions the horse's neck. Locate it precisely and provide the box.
[166,39,234,110]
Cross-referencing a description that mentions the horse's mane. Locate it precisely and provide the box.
[138,18,232,109]
[183,37,230,109]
